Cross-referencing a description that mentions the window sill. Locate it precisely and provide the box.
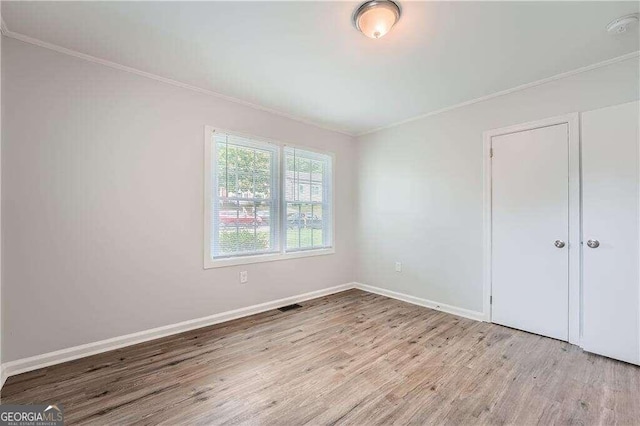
[204,248,335,269]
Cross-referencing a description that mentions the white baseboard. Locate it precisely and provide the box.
[2,283,357,380]
[354,282,485,322]
[1,281,485,385]
[0,365,7,390]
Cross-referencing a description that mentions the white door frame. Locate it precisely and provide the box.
[483,113,580,344]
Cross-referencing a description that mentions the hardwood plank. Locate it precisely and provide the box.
[2,289,639,425]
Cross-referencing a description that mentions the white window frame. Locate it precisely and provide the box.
[204,126,335,269]
[282,146,334,253]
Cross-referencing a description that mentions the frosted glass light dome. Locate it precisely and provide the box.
[353,0,401,39]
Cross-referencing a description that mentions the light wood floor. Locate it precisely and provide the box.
[2,289,639,425]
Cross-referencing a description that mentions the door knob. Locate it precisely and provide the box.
[554,240,565,248]
[587,239,600,249]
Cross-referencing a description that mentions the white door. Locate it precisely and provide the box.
[582,101,640,365]
[491,124,569,341]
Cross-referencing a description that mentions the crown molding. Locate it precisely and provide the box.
[0,24,355,137]
[357,50,640,137]
[2,18,638,138]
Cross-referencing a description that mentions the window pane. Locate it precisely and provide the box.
[286,203,306,250]
[296,157,311,174]
[235,171,253,196]
[311,183,323,202]
[299,182,311,202]
[233,145,257,172]
[286,202,325,250]
[285,177,295,200]
[256,202,272,229]
[283,147,332,252]
[217,169,228,197]
[287,225,322,250]
[311,160,323,182]
[254,173,271,199]
[254,149,272,174]
[212,132,278,258]
[217,202,272,256]
[219,228,271,254]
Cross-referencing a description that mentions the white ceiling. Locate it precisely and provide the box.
[2,1,639,135]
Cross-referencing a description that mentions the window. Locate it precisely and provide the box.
[204,127,334,267]
[284,147,332,251]
[209,132,280,259]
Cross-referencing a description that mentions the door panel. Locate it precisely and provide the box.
[492,124,569,341]
[582,101,639,365]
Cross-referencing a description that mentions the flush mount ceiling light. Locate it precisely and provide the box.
[353,0,401,39]
[606,13,639,34]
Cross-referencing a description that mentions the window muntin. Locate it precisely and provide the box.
[206,129,333,265]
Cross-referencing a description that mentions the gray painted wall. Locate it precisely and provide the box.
[2,38,357,361]
[3,33,640,363]
[0,17,3,374]
[356,56,640,313]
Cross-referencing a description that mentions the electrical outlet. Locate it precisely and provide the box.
[240,271,248,283]
[395,262,402,272]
